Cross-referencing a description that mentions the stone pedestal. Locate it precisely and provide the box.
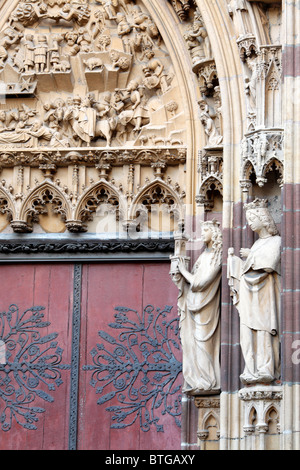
[239,385,282,450]
[194,395,220,451]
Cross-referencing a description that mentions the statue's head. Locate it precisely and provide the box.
[201,219,222,264]
[244,198,279,236]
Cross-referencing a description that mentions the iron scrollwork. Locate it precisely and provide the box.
[83,305,182,432]
[0,304,70,432]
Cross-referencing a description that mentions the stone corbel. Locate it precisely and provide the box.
[39,163,57,180]
[196,59,218,96]
[65,219,87,233]
[237,34,258,61]
[10,220,33,233]
[151,161,167,179]
[96,162,112,181]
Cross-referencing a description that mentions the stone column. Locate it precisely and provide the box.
[281,0,300,450]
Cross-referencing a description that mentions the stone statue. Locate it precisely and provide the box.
[142,49,173,94]
[184,9,212,64]
[0,28,23,67]
[21,34,35,73]
[170,220,222,394]
[198,100,223,147]
[34,34,48,73]
[227,198,281,385]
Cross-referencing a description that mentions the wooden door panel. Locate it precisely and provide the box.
[0,264,74,450]
[0,262,182,450]
[78,262,182,451]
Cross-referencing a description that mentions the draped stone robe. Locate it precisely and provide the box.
[228,234,281,383]
[176,249,222,394]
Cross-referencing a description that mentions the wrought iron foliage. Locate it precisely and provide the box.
[83,305,182,433]
[0,304,70,432]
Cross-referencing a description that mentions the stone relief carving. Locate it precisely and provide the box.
[0,146,186,233]
[227,199,281,385]
[198,99,223,148]
[170,220,222,394]
[184,8,212,71]
[0,0,185,150]
[168,0,194,22]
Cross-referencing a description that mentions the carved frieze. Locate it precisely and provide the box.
[0,145,186,233]
[0,146,186,169]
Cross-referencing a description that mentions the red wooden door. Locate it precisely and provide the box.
[0,262,182,450]
[78,262,182,450]
[0,264,74,450]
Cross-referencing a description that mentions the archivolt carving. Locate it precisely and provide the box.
[168,0,193,21]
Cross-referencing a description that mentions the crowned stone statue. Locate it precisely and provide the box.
[227,198,281,385]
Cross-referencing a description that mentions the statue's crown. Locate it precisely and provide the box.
[244,198,268,211]
[200,218,221,231]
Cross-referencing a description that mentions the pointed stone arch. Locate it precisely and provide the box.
[129,178,185,234]
[265,56,282,128]
[196,174,223,211]
[15,181,71,233]
[73,181,126,233]
[0,186,15,223]
[262,157,284,188]
[202,409,220,439]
